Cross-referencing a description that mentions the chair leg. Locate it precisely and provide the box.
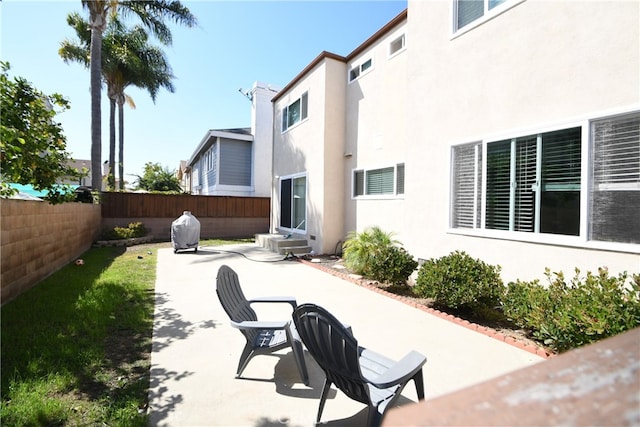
[316,379,332,423]
[291,338,309,386]
[236,344,255,377]
[366,406,383,427]
[413,370,425,400]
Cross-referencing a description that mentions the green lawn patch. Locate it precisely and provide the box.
[1,238,251,426]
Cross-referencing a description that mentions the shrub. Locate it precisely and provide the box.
[503,268,640,352]
[342,226,398,276]
[414,251,503,312]
[101,222,147,240]
[368,245,418,285]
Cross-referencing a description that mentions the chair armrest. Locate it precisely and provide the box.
[230,320,290,331]
[365,350,426,389]
[248,296,297,310]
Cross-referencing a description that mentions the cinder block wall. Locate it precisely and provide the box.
[1,199,101,304]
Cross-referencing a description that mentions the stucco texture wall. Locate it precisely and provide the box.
[403,0,640,282]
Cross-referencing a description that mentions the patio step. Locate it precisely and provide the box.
[255,233,311,256]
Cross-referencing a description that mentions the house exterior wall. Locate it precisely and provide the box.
[252,82,278,197]
[343,19,408,237]
[272,56,347,254]
[403,0,640,282]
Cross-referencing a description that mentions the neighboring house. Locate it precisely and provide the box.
[58,158,91,187]
[271,1,640,282]
[176,160,190,192]
[186,81,279,197]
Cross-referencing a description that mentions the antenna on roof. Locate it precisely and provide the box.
[238,88,253,101]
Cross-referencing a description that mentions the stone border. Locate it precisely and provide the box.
[299,259,554,359]
[93,235,155,248]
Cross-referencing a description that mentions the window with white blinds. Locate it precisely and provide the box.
[590,112,640,244]
[353,164,404,198]
[451,111,640,246]
[452,143,482,228]
[455,0,509,31]
[485,128,581,235]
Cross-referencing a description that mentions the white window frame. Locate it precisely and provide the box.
[348,57,374,83]
[281,91,308,133]
[389,33,406,58]
[448,109,640,254]
[451,0,525,38]
[352,163,405,199]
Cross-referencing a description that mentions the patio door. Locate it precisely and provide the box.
[280,174,306,232]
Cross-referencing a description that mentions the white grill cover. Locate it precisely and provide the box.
[171,211,200,250]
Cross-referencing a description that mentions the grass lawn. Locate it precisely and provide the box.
[1,238,251,427]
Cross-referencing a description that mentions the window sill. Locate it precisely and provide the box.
[447,228,640,255]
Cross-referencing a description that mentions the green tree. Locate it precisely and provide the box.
[81,0,196,190]
[0,62,79,204]
[61,14,175,190]
[134,162,182,192]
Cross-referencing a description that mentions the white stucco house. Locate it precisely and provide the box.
[270,1,639,282]
[186,81,279,197]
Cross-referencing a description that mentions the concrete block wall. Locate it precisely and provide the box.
[1,199,101,304]
[101,217,269,241]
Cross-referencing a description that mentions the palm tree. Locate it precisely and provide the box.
[103,21,175,189]
[81,0,196,190]
[61,14,176,190]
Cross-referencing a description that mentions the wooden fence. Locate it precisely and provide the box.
[100,192,271,240]
[101,192,270,218]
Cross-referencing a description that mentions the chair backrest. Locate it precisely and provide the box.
[293,303,370,405]
[216,265,258,324]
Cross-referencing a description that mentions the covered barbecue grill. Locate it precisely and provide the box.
[171,211,200,253]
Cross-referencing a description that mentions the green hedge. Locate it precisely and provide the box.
[503,268,640,352]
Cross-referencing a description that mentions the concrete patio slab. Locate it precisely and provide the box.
[148,244,544,426]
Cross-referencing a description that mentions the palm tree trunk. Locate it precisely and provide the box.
[108,94,116,190]
[117,97,125,190]
[89,23,103,191]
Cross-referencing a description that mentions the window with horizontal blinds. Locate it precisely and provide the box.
[514,136,537,232]
[457,0,484,30]
[590,113,640,244]
[452,143,481,228]
[540,128,581,235]
[367,167,394,195]
[486,140,511,230]
[484,127,581,235]
[396,164,405,195]
[353,164,404,197]
[455,0,512,31]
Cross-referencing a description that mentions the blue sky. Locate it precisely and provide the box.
[1,0,407,184]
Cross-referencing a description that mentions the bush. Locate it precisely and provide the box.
[342,226,398,276]
[101,222,147,240]
[503,268,640,352]
[368,245,418,286]
[414,251,503,312]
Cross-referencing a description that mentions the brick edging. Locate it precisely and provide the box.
[299,259,554,359]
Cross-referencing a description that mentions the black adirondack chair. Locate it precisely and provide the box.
[292,303,426,426]
[216,265,308,385]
